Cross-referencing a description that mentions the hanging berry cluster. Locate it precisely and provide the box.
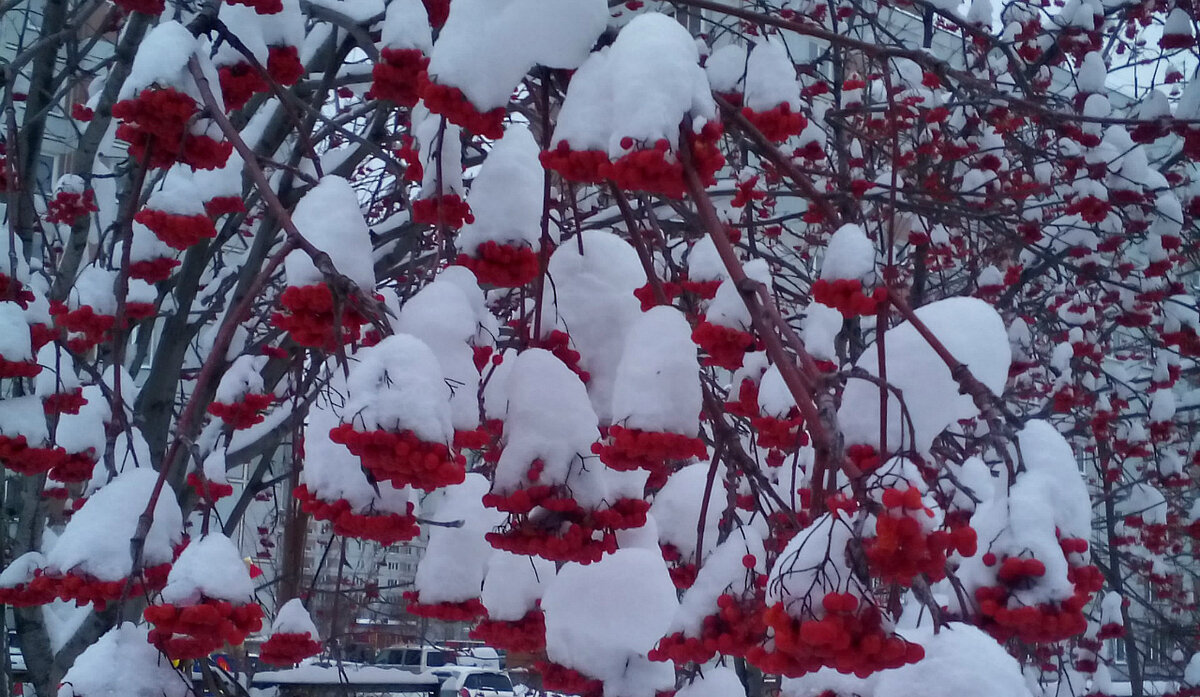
[144,598,264,660]
[402,591,488,621]
[593,425,708,488]
[470,609,547,653]
[294,484,421,545]
[370,49,429,107]
[456,242,541,288]
[271,284,368,350]
[112,88,231,170]
[259,630,323,667]
[652,591,768,664]
[811,279,887,318]
[328,423,465,491]
[207,392,274,429]
[863,487,975,586]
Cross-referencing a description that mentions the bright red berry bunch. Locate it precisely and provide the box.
[602,126,724,199]
[487,519,617,565]
[31,563,171,611]
[294,484,420,545]
[539,142,610,183]
[267,46,305,86]
[751,411,809,453]
[748,594,925,678]
[0,435,67,477]
[456,242,540,288]
[42,388,88,415]
[536,660,604,697]
[218,63,269,112]
[134,209,217,251]
[113,88,231,169]
[412,194,474,229]
[418,74,506,139]
[651,593,767,664]
[0,355,41,379]
[692,318,758,370]
[144,598,264,660]
[592,425,707,487]
[975,547,1101,644]
[129,257,182,283]
[259,631,323,666]
[113,0,164,15]
[470,609,546,653]
[226,0,283,13]
[530,330,589,383]
[403,592,488,621]
[49,301,115,353]
[45,189,98,224]
[329,423,465,491]
[811,279,886,318]
[187,472,235,502]
[864,487,973,586]
[742,104,807,143]
[207,393,274,429]
[49,450,97,483]
[271,283,367,350]
[370,49,429,107]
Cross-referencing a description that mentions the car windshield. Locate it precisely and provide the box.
[463,673,512,692]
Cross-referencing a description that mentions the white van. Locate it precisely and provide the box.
[376,645,454,673]
[431,667,515,697]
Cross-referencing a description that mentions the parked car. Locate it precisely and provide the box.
[453,646,502,671]
[375,644,455,673]
[430,666,515,697]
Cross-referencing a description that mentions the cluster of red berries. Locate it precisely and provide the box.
[403,592,488,621]
[651,593,767,664]
[456,242,540,287]
[271,283,367,350]
[660,543,697,589]
[470,609,546,652]
[752,411,808,453]
[483,483,585,516]
[418,74,506,139]
[129,257,181,283]
[370,49,429,107]
[227,0,283,13]
[592,425,707,485]
[113,88,231,170]
[487,521,617,565]
[294,484,421,545]
[0,577,57,607]
[134,209,217,251]
[412,194,474,229]
[742,104,807,142]
[218,63,269,112]
[50,302,115,353]
[114,0,165,14]
[144,598,264,660]
[604,128,724,199]
[43,388,88,415]
[811,279,886,318]
[207,393,274,429]
[422,0,449,26]
[30,563,171,610]
[692,319,758,370]
[864,487,974,586]
[725,379,761,418]
[0,273,34,306]
[844,444,881,474]
[453,427,491,451]
[267,45,305,86]
[0,355,41,378]
[329,423,466,491]
[975,546,1102,643]
[530,330,589,383]
[539,144,610,183]
[536,661,604,697]
[0,435,67,477]
[259,631,323,667]
[634,281,681,310]
[49,450,97,483]
[187,472,235,502]
[748,595,925,678]
[45,189,98,224]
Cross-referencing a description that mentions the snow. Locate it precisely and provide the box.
[215,354,268,403]
[782,668,877,697]
[550,47,614,152]
[413,105,464,197]
[1015,420,1092,540]
[611,306,702,436]
[767,512,866,617]
[542,548,678,697]
[392,276,480,431]
[876,623,1032,697]
[837,297,1011,453]
[649,461,725,562]
[284,176,376,290]
[705,43,748,95]
[427,0,606,111]
[413,473,503,604]
[678,668,746,697]
[47,468,183,581]
[121,21,199,97]
[0,551,45,589]
[1185,653,1200,686]
[540,230,646,423]
[0,304,32,361]
[70,266,118,315]
[744,40,800,112]
[162,532,256,605]
[59,623,190,697]
[492,349,607,508]
[456,124,544,256]
[707,258,771,331]
[687,235,727,283]
[341,334,453,443]
[758,364,796,417]
[203,449,229,485]
[272,598,320,638]
[800,302,843,362]
[54,385,109,457]
[481,551,556,621]
[820,224,875,281]
[380,0,432,52]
